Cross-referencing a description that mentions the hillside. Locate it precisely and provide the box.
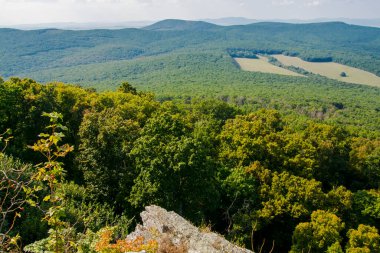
[1,20,379,135]
[1,20,380,83]
[144,19,219,31]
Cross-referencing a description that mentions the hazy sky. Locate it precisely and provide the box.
[0,0,379,25]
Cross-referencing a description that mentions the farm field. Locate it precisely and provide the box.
[234,56,305,77]
[273,54,380,87]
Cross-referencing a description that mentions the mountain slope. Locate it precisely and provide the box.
[1,21,379,79]
[1,20,380,90]
[0,20,379,135]
[144,19,219,31]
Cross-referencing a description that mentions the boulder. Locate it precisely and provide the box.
[127,205,254,253]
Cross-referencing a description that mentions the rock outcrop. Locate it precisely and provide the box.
[127,205,254,253]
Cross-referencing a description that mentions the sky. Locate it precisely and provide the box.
[0,0,379,26]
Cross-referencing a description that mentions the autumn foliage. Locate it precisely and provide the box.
[95,227,158,253]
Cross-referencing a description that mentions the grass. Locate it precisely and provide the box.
[273,54,380,87]
[234,56,305,77]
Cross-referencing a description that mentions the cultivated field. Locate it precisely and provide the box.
[273,54,380,87]
[234,56,305,77]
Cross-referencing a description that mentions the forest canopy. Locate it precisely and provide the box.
[0,77,379,252]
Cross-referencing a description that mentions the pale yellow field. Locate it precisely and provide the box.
[234,56,305,77]
[273,54,380,87]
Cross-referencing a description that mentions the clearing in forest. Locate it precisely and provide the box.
[234,56,305,77]
[273,54,380,87]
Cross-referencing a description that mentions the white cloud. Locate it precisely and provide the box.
[307,0,322,6]
[272,0,295,6]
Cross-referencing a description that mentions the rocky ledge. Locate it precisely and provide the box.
[127,205,254,253]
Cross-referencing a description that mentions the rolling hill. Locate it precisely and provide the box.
[144,19,219,31]
[0,20,379,134]
[1,20,380,84]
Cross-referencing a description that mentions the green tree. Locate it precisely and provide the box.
[117,82,137,95]
[129,104,219,222]
[222,162,326,250]
[258,172,325,221]
[325,186,353,218]
[284,123,350,188]
[27,112,74,252]
[0,78,93,181]
[291,210,344,253]
[352,190,380,227]
[346,225,380,253]
[219,109,283,168]
[77,90,158,213]
[327,242,344,253]
[77,109,140,211]
[350,138,380,188]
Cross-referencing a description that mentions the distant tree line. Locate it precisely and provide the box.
[227,48,283,58]
[228,48,334,63]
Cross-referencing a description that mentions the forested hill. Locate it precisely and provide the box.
[143,19,219,30]
[1,20,380,89]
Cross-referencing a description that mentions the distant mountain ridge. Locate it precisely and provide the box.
[203,17,380,28]
[1,19,380,91]
[144,19,219,31]
[3,17,380,30]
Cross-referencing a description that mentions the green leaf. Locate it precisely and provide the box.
[27,199,37,207]
[43,195,51,202]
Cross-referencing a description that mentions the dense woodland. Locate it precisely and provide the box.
[1,19,380,253]
[1,21,380,91]
[1,77,379,252]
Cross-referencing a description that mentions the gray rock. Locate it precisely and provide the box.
[127,205,254,253]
